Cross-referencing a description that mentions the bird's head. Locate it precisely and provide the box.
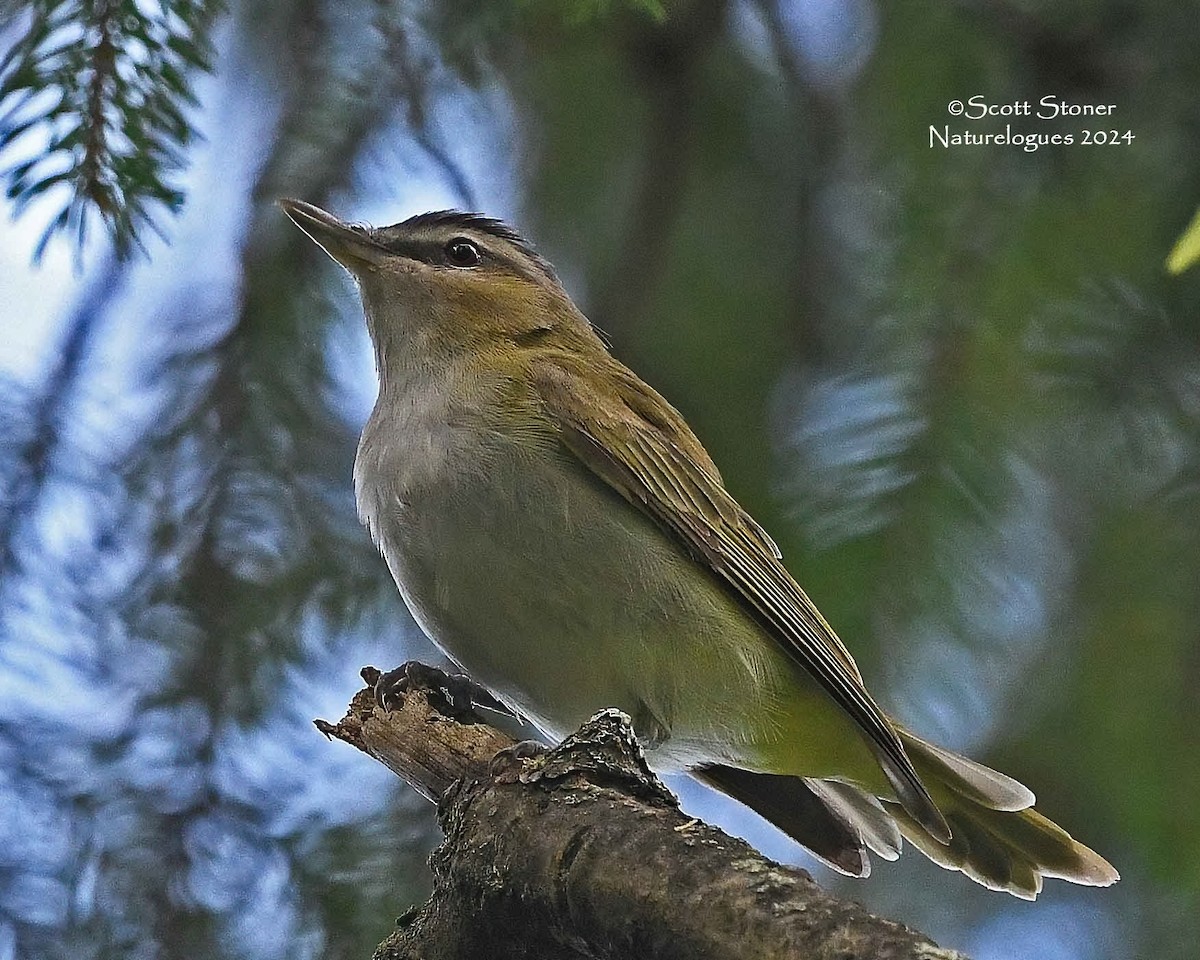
[279,199,597,369]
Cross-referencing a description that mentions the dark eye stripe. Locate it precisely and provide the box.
[370,229,546,277]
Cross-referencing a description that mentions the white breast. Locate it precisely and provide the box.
[353,368,786,770]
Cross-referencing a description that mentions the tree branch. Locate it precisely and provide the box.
[316,667,970,960]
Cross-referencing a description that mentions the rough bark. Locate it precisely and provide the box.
[314,667,970,960]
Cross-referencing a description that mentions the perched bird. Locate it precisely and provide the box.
[280,199,1118,898]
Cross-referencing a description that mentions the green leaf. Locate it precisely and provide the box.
[1166,206,1200,275]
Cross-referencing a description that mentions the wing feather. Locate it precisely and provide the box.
[533,355,949,840]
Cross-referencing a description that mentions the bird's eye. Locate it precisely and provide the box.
[445,238,482,267]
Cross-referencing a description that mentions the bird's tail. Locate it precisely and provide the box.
[697,730,1118,899]
[885,728,1119,899]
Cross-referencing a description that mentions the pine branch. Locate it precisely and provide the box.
[0,0,223,259]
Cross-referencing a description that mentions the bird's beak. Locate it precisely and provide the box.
[278,198,383,272]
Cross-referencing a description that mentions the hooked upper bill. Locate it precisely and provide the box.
[278,198,382,271]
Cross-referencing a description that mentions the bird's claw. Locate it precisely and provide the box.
[369,661,512,720]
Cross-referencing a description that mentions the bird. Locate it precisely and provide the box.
[280,198,1118,898]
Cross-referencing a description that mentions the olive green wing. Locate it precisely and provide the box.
[533,354,949,841]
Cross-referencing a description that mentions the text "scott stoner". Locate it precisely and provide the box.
[950,95,1117,120]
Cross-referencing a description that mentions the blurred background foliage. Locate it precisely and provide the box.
[1,0,1197,958]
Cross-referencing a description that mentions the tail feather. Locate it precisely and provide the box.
[695,764,869,877]
[693,735,1117,899]
[882,797,1116,899]
[806,779,901,861]
[900,729,1033,811]
[894,734,1119,898]
[979,804,1118,885]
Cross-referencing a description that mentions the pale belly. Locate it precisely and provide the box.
[357,421,880,783]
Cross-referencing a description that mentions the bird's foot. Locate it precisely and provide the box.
[366,661,512,720]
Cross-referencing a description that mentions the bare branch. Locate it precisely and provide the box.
[318,668,971,960]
